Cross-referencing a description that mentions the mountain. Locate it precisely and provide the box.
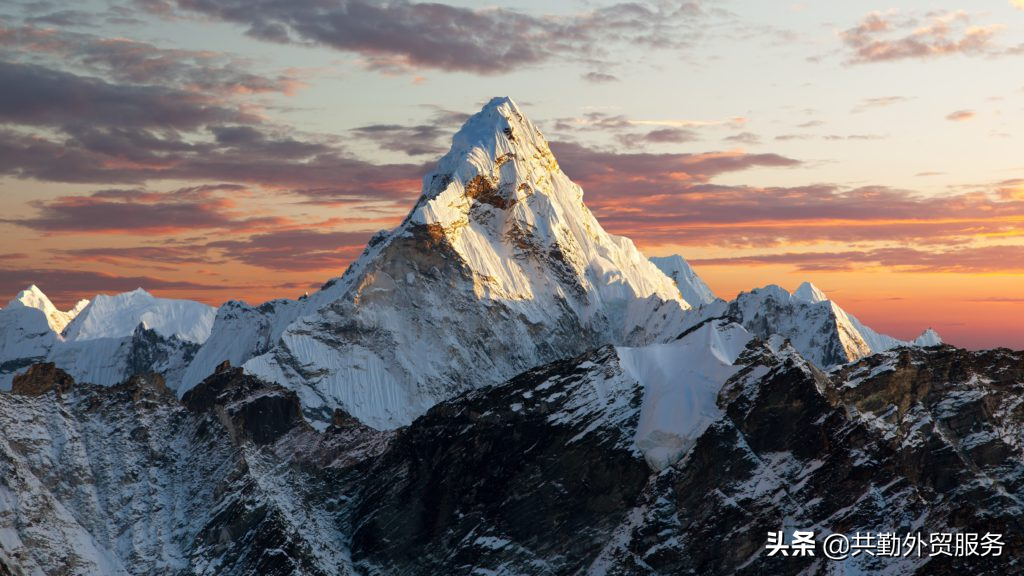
[1,95,1002,575]
[348,334,1024,575]
[5,284,88,333]
[179,298,303,394]
[63,287,215,344]
[0,286,87,389]
[650,254,719,307]
[914,327,942,346]
[0,286,215,391]
[686,281,942,368]
[194,96,691,428]
[3,326,1020,574]
[0,364,367,575]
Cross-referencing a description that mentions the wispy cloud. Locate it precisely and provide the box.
[0,60,252,129]
[581,71,619,83]
[724,132,761,145]
[851,95,910,113]
[946,109,976,122]
[206,229,373,271]
[4,185,287,234]
[840,10,1000,64]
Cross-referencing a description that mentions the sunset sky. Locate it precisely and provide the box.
[1,0,1022,349]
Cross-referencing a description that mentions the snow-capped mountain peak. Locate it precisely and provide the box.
[398,96,685,314]
[913,327,942,346]
[232,96,693,428]
[677,281,942,369]
[62,288,216,344]
[6,285,87,333]
[793,281,828,304]
[8,284,52,310]
[650,254,719,306]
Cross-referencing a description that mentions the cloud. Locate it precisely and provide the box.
[0,268,225,309]
[53,218,398,274]
[4,185,289,234]
[724,132,761,145]
[551,142,801,200]
[547,144,1024,249]
[551,112,633,133]
[617,128,700,148]
[946,109,975,122]
[153,0,708,75]
[23,9,98,27]
[689,245,1024,274]
[0,24,364,196]
[840,10,1000,64]
[352,123,448,156]
[851,95,910,113]
[0,23,306,96]
[581,72,619,83]
[206,229,374,271]
[0,60,250,130]
[349,107,470,157]
[57,245,221,266]
[0,125,430,205]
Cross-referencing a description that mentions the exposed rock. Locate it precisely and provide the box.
[10,362,74,396]
[182,366,307,446]
[114,372,176,404]
[0,367,351,575]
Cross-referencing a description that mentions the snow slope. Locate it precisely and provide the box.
[229,97,692,428]
[619,321,752,469]
[179,299,303,393]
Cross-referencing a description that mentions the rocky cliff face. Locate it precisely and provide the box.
[0,364,379,575]
[3,337,1020,575]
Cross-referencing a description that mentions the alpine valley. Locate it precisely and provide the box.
[1,98,1019,576]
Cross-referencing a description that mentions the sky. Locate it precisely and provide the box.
[0,0,1022,350]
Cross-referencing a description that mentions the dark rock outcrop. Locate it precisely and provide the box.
[10,362,74,396]
[183,366,306,446]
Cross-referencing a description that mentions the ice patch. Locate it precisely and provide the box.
[618,321,752,470]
